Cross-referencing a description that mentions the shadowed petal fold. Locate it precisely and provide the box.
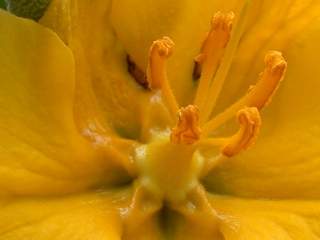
[0,10,126,196]
[40,0,154,141]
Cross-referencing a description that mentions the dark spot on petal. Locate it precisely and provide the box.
[193,60,202,81]
[127,55,149,89]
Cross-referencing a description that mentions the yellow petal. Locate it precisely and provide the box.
[40,0,155,140]
[204,1,320,199]
[0,10,124,196]
[160,194,320,239]
[0,190,127,240]
[209,194,320,240]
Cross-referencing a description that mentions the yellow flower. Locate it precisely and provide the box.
[1,0,320,239]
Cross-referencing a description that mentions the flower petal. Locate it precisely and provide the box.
[209,194,320,240]
[0,190,127,240]
[204,0,320,199]
[40,0,156,140]
[0,10,126,196]
[159,194,320,239]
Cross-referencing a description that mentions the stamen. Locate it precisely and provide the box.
[200,1,251,123]
[147,37,179,117]
[198,107,260,156]
[246,51,287,109]
[203,51,287,134]
[193,12,235,112]
[222,107,261,157]
[171,105,201,145]
[199,108,260,175]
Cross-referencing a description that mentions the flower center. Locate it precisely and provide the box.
[124,8,287,234]
[129,9,286,201]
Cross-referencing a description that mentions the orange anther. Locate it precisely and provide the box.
[171,105,202,145]
[222,107,261,157]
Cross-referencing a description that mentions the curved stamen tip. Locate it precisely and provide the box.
[196,11,235,67]
[171,105,202,145]
[146,36,179,117]
[211,11,235,33]
[222,107,261,157]
[152,36,175,58]
[247,51,287,109]
[265,50,287,76]
[147,36,175,90]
